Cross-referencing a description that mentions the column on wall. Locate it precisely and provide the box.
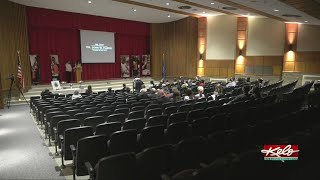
[235,17,248,75]
[197,17,207,76]
[283,23,298,72]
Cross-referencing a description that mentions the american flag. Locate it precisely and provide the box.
[17,51,24,91]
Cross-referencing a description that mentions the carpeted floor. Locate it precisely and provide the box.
[0,105,65,180]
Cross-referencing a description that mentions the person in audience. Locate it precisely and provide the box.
[250,86,262,99]
[171,88,181,103]
[227,84,251,104]
[180,83,188,95]
[85,85,93,95]
[71,90,82,100]
[195,86,205,99]
[226,77,237,87]
[210,84,224,100]
[184,88,194,101]
[258,78,264,88]
[154,89,170,104]
[122,83,128,92]
[199,80,205,87]
[105,87,113,96]
[150,80,155,87]
[246,77,251,83]
[41,88,52,98]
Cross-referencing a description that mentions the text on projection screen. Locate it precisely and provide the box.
[80,30,115,63]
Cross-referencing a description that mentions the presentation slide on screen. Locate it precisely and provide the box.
[80,30,115,63]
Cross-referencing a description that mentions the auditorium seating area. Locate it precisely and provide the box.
[29,79,320,180]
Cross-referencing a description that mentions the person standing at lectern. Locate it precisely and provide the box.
[65,61,72,83]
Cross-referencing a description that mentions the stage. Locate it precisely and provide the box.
[8,77,156,105]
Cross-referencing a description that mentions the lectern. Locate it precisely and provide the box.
[75,64,82,83]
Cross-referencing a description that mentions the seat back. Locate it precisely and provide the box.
[114,108,130,118]
[146,108,162,120]
[84,116,105,131]
[163,106,178,117]
[123,118,146,132]
[63,126,94,160]
[76,135,108,176]
[131,106,145,112]
[178,104,192,113]
[95,110,112,120]
[57,119,81,148]
[74,112,93,125]
[192,117,209,137]
[95,152,136,180]
[166,122,190,144]
[147,115,168,127]
[136,144,173,180]
[50,114,71,140]
[95,122,122,138]
[66,109,82,117]
[193,101,207,110]
[106,113,126,124]
[84,107,99,114]
[109,129,138,155]
[128,110,145,120]
[139,125,165,150]
[187,109,206,123]
[168,112,187,126]
[174,136,209,171]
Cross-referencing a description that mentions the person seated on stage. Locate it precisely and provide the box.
[227,84,251,104]
[71,90,82,100]
[85,85,93,95]
[195,86,205,99]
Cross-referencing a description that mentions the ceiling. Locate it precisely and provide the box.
[9,0,320,25]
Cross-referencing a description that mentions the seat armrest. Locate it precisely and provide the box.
[200,163,208,168]
[70,145,76,154]
[59,135,64,142]
[53,127,57,134]
[161,174,171,180]
[85,161,95,180]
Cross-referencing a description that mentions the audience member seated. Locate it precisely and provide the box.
[171,88,182,103]
[85,85,93,95]
[41,88,52,98]
[154,89,171,104]
[209,84,223,100]
[134,77,144,92]
[258,78,264,88]
[250,86,262,99]
[227,84,251,104]
[106,87,113,95]
[195,86,205,99]
[226,77,237,87]
[72,90,82,100]
[184,89,194,101]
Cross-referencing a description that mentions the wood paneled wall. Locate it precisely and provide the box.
[151,17,198,79]
[283,23,320,74]
[0,1,30,93]
[202,60,235,78]
[0,73,3,109]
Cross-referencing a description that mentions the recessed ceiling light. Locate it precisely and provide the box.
[304,20,308,22]
[88,0,92,3]
[203,11,206,14]
[166,3,169,6]
[168,15,171,18]
[133,9,137,12]
[274,9,279,11]
[210,2,214,4]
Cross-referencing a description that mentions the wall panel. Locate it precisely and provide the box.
[151,17,198,79]
[0,1,30,93]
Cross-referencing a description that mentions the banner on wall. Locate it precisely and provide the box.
[29,54,40,84]
[131,55,140,77]
[141,55,151,76]
[120,55,130,78]
[49,55,60,81]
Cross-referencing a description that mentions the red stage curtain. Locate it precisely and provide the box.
[27,7,150,83]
